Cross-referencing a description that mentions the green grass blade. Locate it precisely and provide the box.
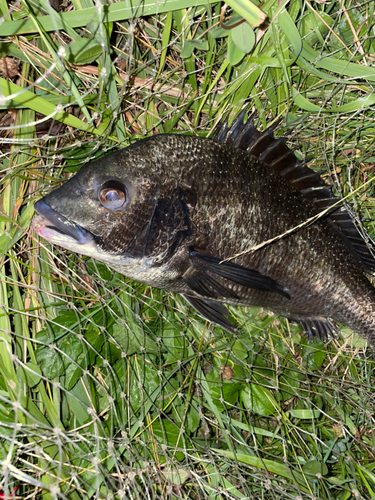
[0,0,217,36]
[0,78,113,138]
[157,11,173,79]
[225,0,266,27]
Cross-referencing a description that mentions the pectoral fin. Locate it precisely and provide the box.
[182,250,290,300]
[182,294,238,334]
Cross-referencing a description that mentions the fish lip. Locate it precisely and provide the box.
[34,199,93,244]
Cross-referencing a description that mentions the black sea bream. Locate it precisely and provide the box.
[34,111,375,349]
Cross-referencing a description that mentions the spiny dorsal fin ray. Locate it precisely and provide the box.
[213,108,375,274]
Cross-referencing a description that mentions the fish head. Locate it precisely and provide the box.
[33,141,163,270]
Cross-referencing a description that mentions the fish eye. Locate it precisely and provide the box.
[99,181,127,210]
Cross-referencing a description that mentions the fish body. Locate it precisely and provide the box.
[34,112,375,348]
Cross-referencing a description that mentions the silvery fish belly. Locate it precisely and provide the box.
[33,110,375,350]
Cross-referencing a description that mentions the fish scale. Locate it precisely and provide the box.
[33,111,375,351]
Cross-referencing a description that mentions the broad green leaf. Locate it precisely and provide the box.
[240,384,278,416]
[336,6,366,47]
[152,419,184,461]
[111,320,158,355]
[0,202,34,257]
[162,323,187,364]
[330,94,375,113]
[211,382,243,411]
[279,370,300,400]
[0,215,16,223]
[209,25,231,39]
[161,468,190,485]
[181,39,209,59]
[301,10,332,46]
[209,14,243,39]
[62,358,84,391]
[186,405,200,433]
[231,339,248,360]
[302,459,328,477]
[231,22,255,53]
[64,38,102,65]
[34,311,91,384]
[288,409,321,420]
[19,362,42,388]
[312,346,326,368]
[301,42,375,83]
[0,43,25,60]
[35,338,61,380]
[228,32,246,66]
[213,449,300,482]
[278,8,302,58]
[291,87,321,112]
[340,327,368,349]
[180,40,195,59]
[193,39,209,50]
[206,466,247,498]
[115,356,160,415]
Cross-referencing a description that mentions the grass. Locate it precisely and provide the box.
[1,0,375,498]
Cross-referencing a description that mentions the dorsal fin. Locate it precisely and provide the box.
[213,109,375,274]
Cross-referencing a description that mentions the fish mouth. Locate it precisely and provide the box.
[34,199,93,245]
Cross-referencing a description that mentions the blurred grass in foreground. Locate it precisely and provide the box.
[1,0,375,498]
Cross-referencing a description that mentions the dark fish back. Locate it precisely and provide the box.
[213,110,375,274]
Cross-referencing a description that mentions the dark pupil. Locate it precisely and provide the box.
[106,190,119,202]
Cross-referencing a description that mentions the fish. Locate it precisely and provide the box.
[33,109,375,350]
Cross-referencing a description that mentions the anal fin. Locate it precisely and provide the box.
[182,294,238,335]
